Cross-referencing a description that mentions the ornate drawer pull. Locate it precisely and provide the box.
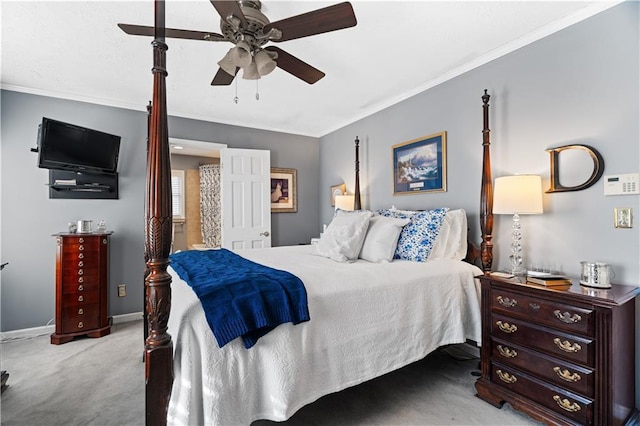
[78,269,84,276]
[79,245,84,251]
[103,239,108,245]
[496,370,517,384]
[78,277,84,283]
[78,253,84,259]
[78,285,84,291]
[496,321,517,333]
[529,302,540,310]
[553,367,581,382]
[553,338,582,353]
[554,310,582,324]
[79,238,84,243]
[496,295,517,308]
[78,295,84,302]
[78,261,84,267]
[553,395,581,412]
[78,308,84,315]
[78,321,84,328]
[497,345,517,358]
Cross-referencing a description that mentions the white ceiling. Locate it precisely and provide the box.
[1,1,621,138]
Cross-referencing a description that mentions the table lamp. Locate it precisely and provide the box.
[334,194,355,211]
[493,175,543,275]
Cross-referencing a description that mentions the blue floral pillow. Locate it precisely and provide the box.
[377,207,450,262]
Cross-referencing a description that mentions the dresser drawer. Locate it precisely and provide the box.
[491,313,594,366]
[60,289,100,306]
[61,240,102,253]
[61,307,100,334]
[491,362,594,425]
[61,258,99,269]
[61,266,99,280]
[62,281,100,296]
[491,338,594,397]
[62,249,100,263]
[491,288,594,336]
[61,235,103,246]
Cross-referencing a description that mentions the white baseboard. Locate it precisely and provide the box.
[0,312,143,342]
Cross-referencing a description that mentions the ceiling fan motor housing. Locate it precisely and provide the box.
[221,0,272,50]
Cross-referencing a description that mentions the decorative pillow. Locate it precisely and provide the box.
[359,215,410,263]
[313,210,373,262]
[428,209,468,261]
[378,207,449,262]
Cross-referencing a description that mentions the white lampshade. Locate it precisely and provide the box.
[254,49,277,76]
[493,175,543,215]
[335,194,355,211]
[217,48,238,76]
[242,60,260,80]
[233,40,252,68]
[218,41,252,76]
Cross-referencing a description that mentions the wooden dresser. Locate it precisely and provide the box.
[51,232,112,344]
[475,275,640,425]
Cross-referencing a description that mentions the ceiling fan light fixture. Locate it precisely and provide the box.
[242,60,260,80]
[233,40,252,68]
[254,49,276,76]
[217,48,238,76]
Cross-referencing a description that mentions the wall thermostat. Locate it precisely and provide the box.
[603,173,639,196]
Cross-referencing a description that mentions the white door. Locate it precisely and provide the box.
[220,148,271,249]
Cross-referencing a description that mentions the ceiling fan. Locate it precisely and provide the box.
[118,0,357,85]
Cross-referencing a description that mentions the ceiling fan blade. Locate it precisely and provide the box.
[210,0,248,28]
[118,24,225,41]
[265,46,325,84]
[211,67,238,86]
[264,2,357,42]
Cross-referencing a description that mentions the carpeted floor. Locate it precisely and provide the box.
[1,320,540,425]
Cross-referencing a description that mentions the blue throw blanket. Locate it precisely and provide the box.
[169,249,310,349]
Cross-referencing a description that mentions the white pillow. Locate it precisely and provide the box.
[428,209,468,260]
[313,210,373,262]
[359,215,410,263]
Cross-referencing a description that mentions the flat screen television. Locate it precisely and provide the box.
[37,117,121,174]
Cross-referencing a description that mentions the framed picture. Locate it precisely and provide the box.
[330,183,346,206]
[270,168,297,213]
[392,131,447,195]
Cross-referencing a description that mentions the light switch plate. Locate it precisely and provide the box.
[614,208,632,228]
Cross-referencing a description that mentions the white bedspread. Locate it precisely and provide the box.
[167,245,482,425]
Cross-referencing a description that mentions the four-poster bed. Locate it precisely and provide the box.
[142,2,494,424]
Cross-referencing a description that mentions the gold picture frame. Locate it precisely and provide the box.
[330,183,346,206]
[270,168,297,213]
[392,131,447,195]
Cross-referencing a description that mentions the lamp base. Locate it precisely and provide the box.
[507,265,527,277]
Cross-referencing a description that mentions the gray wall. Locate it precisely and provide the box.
[320,2,640,406]
[0,91,319,331]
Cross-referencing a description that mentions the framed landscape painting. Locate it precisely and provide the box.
[392,132,447,195]
[270,168,297,213]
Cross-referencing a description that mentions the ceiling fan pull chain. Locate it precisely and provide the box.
[234,78,239,104]
[256,79,260,101]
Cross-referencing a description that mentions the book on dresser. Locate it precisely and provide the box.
[526,275,572,286]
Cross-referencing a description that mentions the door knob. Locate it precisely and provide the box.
[260,231,270,237]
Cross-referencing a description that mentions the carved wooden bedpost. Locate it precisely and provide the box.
[145,1,173,425]
[480,90,493,272]
[354,137,361,210]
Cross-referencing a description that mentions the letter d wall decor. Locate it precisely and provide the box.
[545,144,605,193]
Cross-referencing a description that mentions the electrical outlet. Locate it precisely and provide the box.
[117,284,126,297]
[614,208,632,229]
